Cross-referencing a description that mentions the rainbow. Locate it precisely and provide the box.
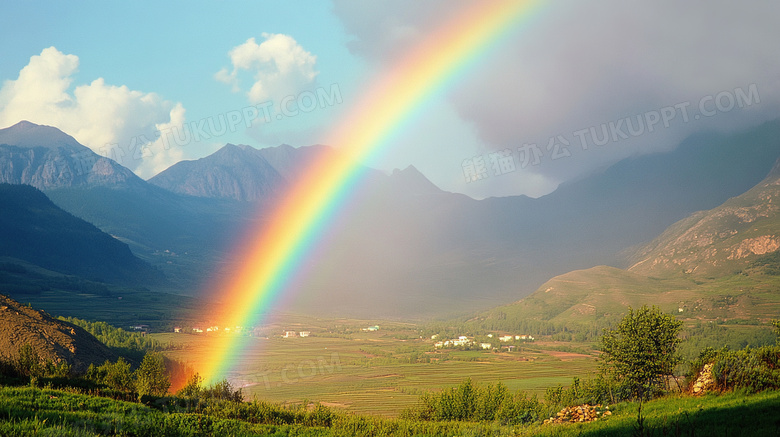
[200,0,541,383]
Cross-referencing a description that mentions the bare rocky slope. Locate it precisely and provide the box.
[0,294,117,373]
[628,158,780,278]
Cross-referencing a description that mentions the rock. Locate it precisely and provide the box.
[544,404,612,425]
[691,362,716,395]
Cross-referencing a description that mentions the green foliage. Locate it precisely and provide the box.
[59,317,161,359]
[134,352,171,398]
[772,319,780,340]
[708,346,780,392]
[401,379,543,425]
[679,322,776,361]
[176,372,203,398]
[600,305,683,399]
[4,384,780,437]
[85,357,135,392]
[747,250,780,275]
[12,343,71,380]
[201,378,243,402]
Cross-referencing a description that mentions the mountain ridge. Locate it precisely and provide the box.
[148,143,287,201]
[0,183,165,286]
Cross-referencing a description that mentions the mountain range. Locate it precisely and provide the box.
[1,120,779,318]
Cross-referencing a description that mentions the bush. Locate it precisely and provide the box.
[86,357,135,392]
[709,346,780,392]
[401,379,543,425]
[13,344,71,380]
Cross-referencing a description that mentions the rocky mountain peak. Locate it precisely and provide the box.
[0,121,144,190]
[148,143,286,201]
[0,121,87,151]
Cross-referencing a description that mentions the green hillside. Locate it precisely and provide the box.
[474,160,780,330]
[0,184,164,286]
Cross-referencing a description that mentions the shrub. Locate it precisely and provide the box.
[709,346,780,392]
[86,357,135,392]
[401,379,543,425]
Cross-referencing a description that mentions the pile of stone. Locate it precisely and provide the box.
[543,404,611,425]
[692,362,715,395]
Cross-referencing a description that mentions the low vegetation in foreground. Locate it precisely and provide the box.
[0,308,779,436]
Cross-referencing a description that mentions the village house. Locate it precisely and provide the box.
[283,330,297,338]
[299,331,311,337]
[434,335,474,348]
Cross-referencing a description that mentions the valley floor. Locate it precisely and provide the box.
[154,331,597,417]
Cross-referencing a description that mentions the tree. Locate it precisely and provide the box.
[600,305,683,399]
[134,352,170,398]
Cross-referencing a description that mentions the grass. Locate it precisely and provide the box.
[1,384,779,436]
[530,390,780,437]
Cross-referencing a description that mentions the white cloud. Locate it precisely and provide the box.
[216,34,319,105]
[143,103,186,178]
[0,46,186,178]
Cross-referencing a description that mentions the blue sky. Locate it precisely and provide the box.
[2,1,779,198]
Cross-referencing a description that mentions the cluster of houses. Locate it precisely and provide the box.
[362,325,380,332]
[497,334,535,342]
[174,326,244,334]
[433,335,472,348]
[434,333,535,350]
[282,330,311,338]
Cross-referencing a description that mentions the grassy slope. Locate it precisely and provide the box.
[2,385,779,436]
[480,266,780,327]
[532,390,780,437]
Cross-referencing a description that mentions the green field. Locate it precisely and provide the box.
[154,326,597,417]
